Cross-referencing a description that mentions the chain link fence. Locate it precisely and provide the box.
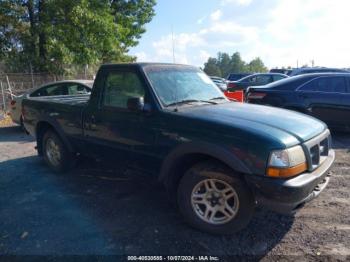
[0,71,95,115]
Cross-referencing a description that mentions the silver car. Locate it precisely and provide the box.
[209,76,227,91]
[9,80,93,127]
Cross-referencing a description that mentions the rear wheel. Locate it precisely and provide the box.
[42,130,75,172]
[177,161,254,234]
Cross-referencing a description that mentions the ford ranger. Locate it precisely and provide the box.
[22,63,335,234]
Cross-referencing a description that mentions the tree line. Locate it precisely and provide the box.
[203,52,268,78]
[0,0,156,74]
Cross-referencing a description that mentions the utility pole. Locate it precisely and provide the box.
[171,25,175,63]
[1,81,6,112]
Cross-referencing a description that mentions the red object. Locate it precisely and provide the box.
[247,92,266,100]
[10,100,16,106]
[224,90,244,102]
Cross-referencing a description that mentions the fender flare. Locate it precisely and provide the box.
[159,142,252,187]
[35,117,74,154]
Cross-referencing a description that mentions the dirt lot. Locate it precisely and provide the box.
[0,123,349,260]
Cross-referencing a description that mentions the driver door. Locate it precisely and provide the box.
[83,68,157,165]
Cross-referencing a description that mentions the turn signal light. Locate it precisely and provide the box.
[267,162,307,178]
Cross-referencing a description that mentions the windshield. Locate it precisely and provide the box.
[144,65,226,107]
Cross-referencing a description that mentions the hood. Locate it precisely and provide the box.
[177,102,326,147]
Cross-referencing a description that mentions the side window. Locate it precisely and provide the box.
[314,78,328,92]
[30,88,45,97]
[67,84,90,95]
[273,75,284,81]
[346,77,350,93]
[103,71,145,108]
[248,76,256,83]
[30,84,67,97]
[329,77,346,93]
[299,79,316,91]
[256,75,272,84]
[300,77,346,93]
[314,77,346,93]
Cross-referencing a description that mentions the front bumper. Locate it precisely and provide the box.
[245,149,335,214]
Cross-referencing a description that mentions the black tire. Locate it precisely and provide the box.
[42,130,76,173]
[177,161,254,234]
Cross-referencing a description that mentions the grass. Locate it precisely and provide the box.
[0,114,14,127]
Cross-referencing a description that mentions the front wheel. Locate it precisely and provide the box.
[177,161,254,234]
[42,130,76,172]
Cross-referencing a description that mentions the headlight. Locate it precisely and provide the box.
[269,150,290,167]
[267,145,307,178]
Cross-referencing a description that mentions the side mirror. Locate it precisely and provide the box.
[127,97,145,112]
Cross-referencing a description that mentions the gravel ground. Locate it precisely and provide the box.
[0,124,349,260]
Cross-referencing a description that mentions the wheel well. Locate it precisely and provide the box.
[164,153,236,202]
[36,122,54,155]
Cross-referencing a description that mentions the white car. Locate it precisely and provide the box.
[209,76,228,91]
[9,80,93,127]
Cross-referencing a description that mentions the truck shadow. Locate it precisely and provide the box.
[331,131,350,150]
[0,126,34,143]
[0,155,293,257]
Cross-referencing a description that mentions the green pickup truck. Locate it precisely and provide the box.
[22,63,335,234]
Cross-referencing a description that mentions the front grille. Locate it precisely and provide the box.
[303,130,331,171]
[310,144,320,166]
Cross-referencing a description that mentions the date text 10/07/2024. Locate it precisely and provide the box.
[127,256,219,261]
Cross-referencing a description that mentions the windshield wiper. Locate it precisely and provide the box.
[166,99,217,107]
[210,96,226,101]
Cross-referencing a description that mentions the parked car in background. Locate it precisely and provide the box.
[289,67,350,77]
[22,63,334,234]
[226,73,251,81]
[270,68,292,75]
[209,76,227,91]
[246,73,350,131]
[9,80,93,127]
[227,73,288,91]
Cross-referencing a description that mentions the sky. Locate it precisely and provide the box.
[129,0,350,69]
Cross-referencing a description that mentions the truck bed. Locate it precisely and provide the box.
[22,94,90,140]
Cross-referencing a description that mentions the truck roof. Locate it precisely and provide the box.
[100,62,198,70]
